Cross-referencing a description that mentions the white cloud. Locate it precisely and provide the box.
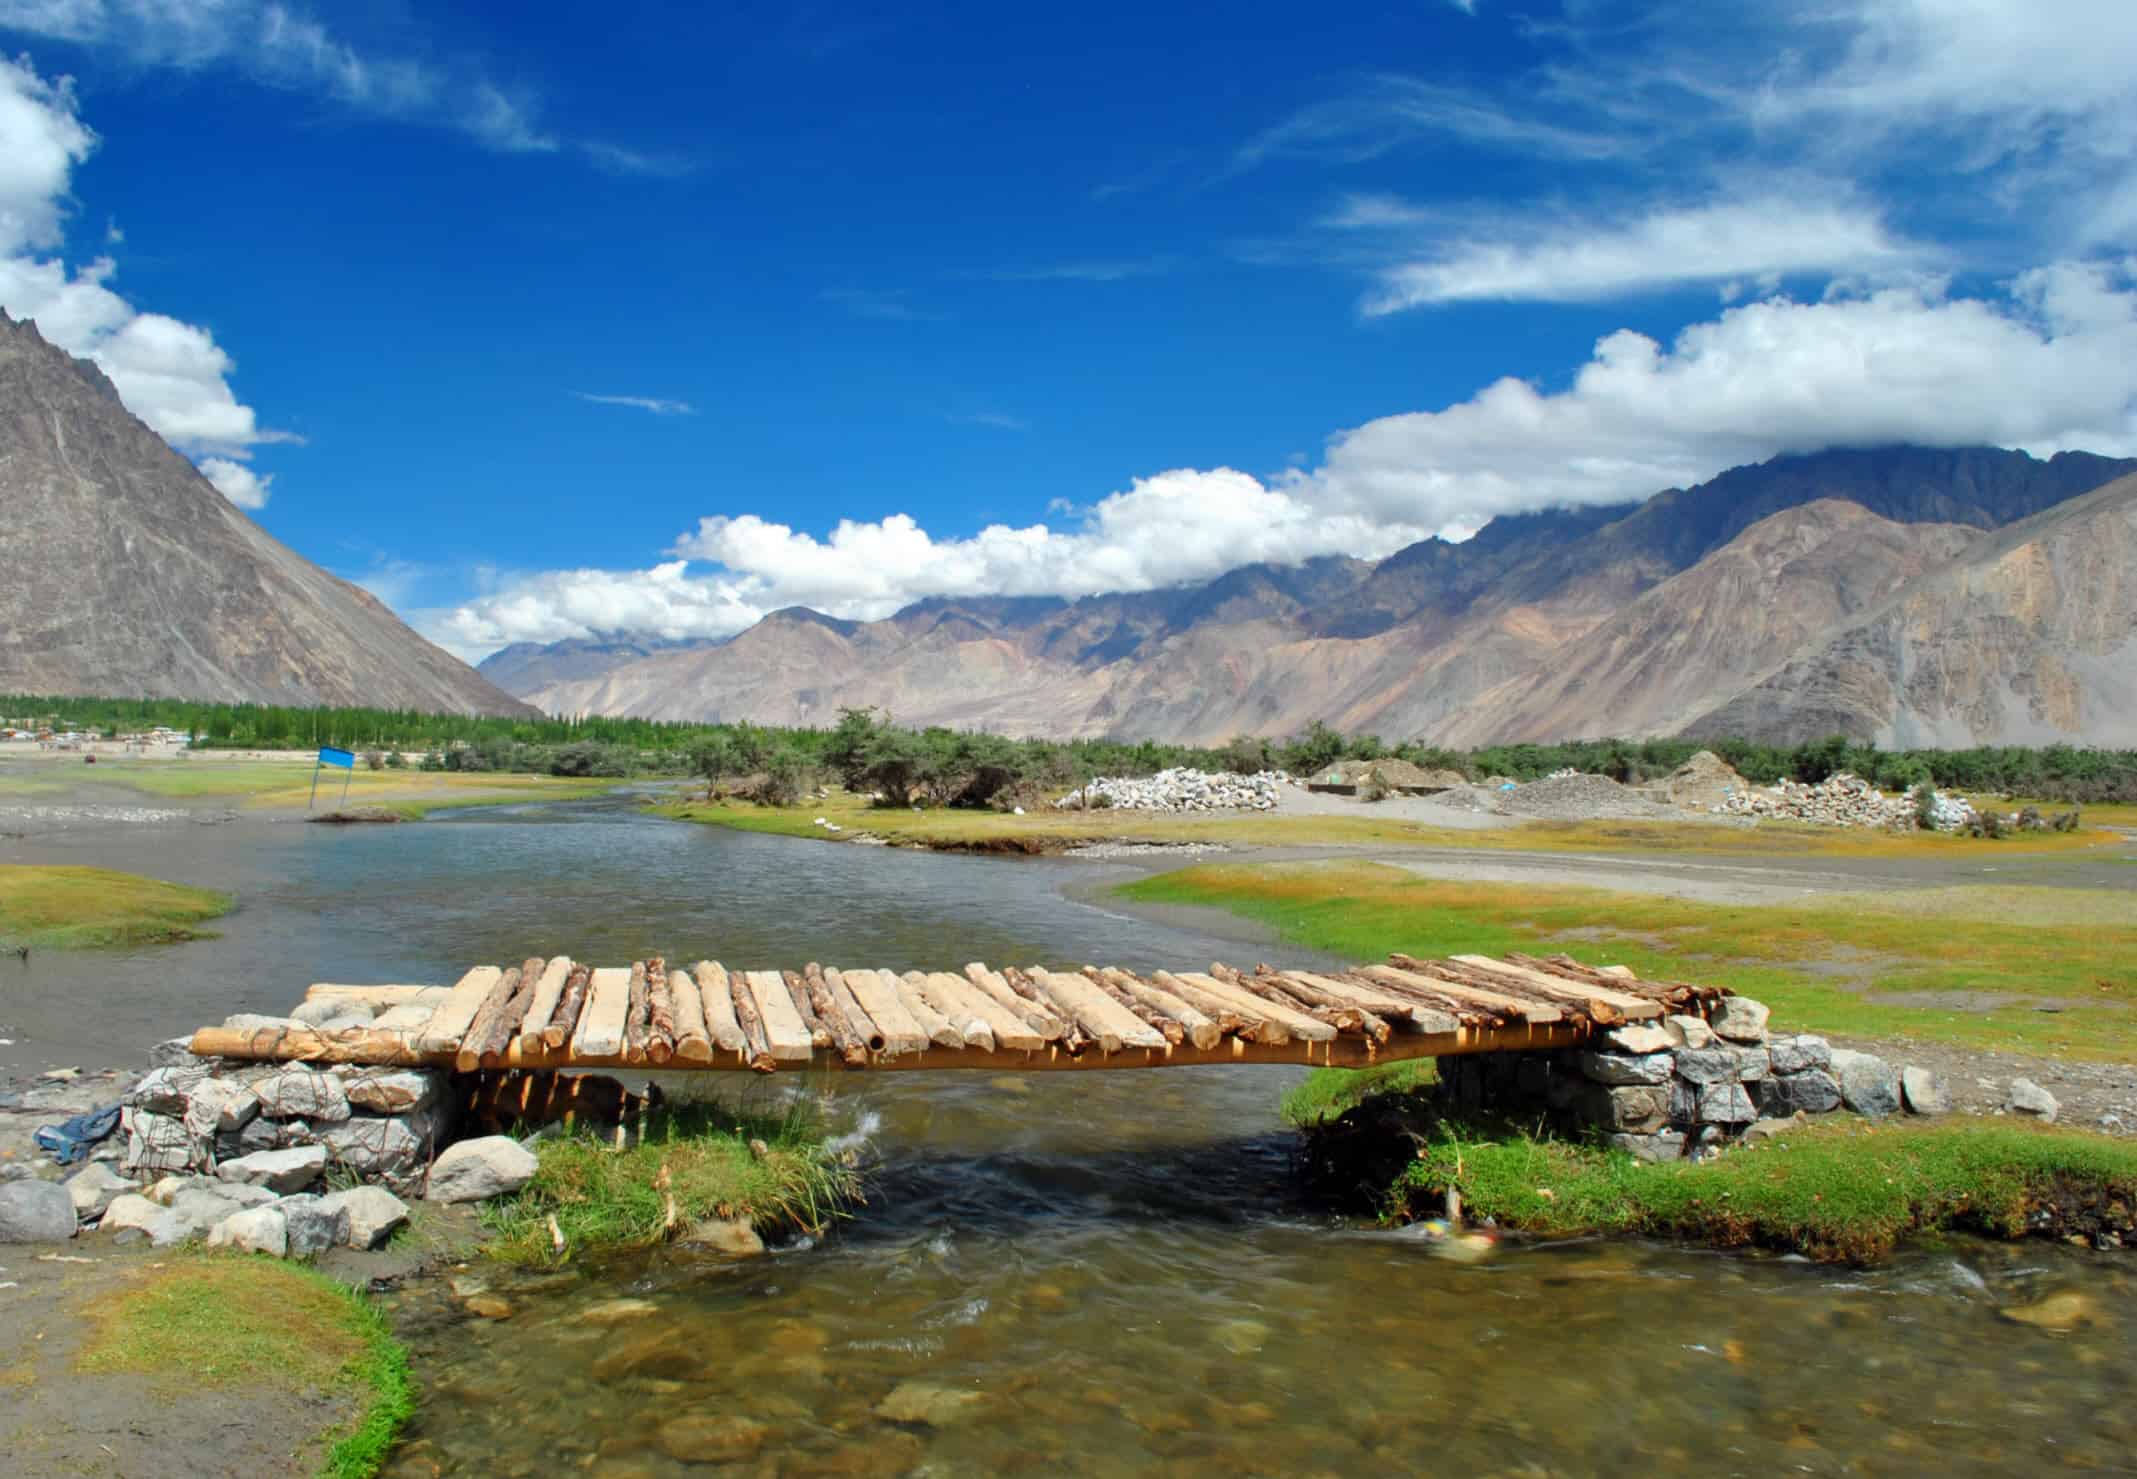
[0,56,287,463]
[432,263,2137,658]
[198,456,270,508]
[1359,197,1922,311]
[1235,73,1629,173]
[572,390,696,416]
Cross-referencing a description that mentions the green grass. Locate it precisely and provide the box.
[0,758,623,814]
[76,1255,414,1478]
[0,863,232,949]
[1387,1116,2137,1263]
[481,1095,861,1265]
[1118,861,2137,1060]
[1281,1061,1438,1128]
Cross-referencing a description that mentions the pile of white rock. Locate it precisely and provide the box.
[1712,772,1918,828]
[1057,768,1288,812]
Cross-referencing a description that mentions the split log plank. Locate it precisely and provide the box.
[1097,969,1221,1050]
[622,961,652,1062]
[837,968,928,1055]
[963,964,1067,1041]
[414,966,504,1055]
[1250,970,1389,1044]
[1149,969,1264,1041]
[1177,970,1337,1042]
[931,971,1044,1053]
[466,959,545,1070]
[743,970,815,1063]
[893,971,966,1049]
[1082,967,1185,1046]
[572,968,633,1058]
[1029,968,1167,1052]
[802,964,870,1066]
[1284,970,1460,1035]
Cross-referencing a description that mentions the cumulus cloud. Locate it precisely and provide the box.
[432,264,2137,658]
[0,54,287,491]
[198,456,270,509]
[572,390,696,416]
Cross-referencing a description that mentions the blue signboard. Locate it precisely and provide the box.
[318,746,356,769]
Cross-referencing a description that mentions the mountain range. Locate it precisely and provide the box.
[0,310,531,716]
[489,446,2137,747]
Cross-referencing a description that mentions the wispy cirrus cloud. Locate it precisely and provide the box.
[821,286,937,321]
[983,258,1173,283]
[572,391,696,417]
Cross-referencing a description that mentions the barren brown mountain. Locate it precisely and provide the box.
[0,311,532,715]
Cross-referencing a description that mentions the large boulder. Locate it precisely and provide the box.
[97,1193,163,1237]
[207,1205,288,1256]
[1768,1035,1832,1075]
[1599,1024,1674,1056]
[340,1069,445,1116]
[425,1136,538,1203]
[2005,1078,2059,1123]
[1695,1082,1757,1124]
[125,1065,208,1115]
[1708,997,1771,1044]
[1576,1050,1673,1086]
[153,1188,254,1247]
[217,1146,327,1194]
[1762,1069,1843,1116]
[1665,1014,1716,1050]
[253,1068,350,1124]
[1672,1048,1739,1085]
[66,1163,140,1220]
[317,1186,410,1249]
[1901,1066,1951,1116]
[120,1107,199,1177]
[316,1106,448,1190]
[1828,1049,1902,1118]
[0,1179,78,1242]
[276,1195,352,1256]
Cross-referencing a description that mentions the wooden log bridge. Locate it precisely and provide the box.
[188,952,1729,1074]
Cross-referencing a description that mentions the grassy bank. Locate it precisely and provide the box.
[656,790,2117,859]
[482,1096,860,1266]
[1120,861,2137,1060]
[0,757,624,815]
[0,864,232,949]
[76,1255,414,1478]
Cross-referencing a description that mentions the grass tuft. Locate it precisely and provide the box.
[481,1094,861,1265]
[0,863,232,949]
[1281,1061,1437,1128]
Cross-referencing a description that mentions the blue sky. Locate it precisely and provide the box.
[2,1,2134,658]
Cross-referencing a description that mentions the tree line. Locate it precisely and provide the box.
[7,694,2134,804]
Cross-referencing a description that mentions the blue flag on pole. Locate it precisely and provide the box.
[318,746,355,769]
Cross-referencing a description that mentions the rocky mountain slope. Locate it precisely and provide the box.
[0,311,533,715]
[493,445,2137,746]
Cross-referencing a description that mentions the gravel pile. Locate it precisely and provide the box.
[1500,773,1681,821]
[1714,772,1924,828]
[1058,768,1288,812]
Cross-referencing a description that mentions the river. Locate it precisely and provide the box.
[5,794,2131,1474]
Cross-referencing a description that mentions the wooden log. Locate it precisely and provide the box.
[963,964,1067,1041]
[516,957,574,1053]
[1363,963,1561,1024]
[669,965,713,1064]
[1081,966,1185,1046]
[414,966,504,1055]
[1283,970,1460,1035]
[1250,970,1389,1044]
[743,970,815,1063]
[722,966,776,1071]
[1332,968,1490,1027]
[1149,969,1264,1041]
[912,972,994,1051]
[1096,968,1221,1050]
[543,964,592,1050]
[453,966,520,1072]
[819,967,886,1054]
[1212,964,1369,1037]
[1439,953,1660,1023]
[571,968,633,1058]
[693,962,749,1055]
[836,968,927,1056]
[802,963,870,1066]
[1004,967,1088,1052]
[783,969,834,1051]
[929,971,1042,1053]
[1028,968,1166,1052]
[622,961,652,1063]
[645,957,678,1064]
[188,1024,430,1064]
[1177,970,1337,1042]
[894,971,968,1050]
[464,961,544,1071]
[1519,953,1719,1006]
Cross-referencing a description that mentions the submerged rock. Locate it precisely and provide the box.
[1997,1290,2095,1331]
[875,1382,987,1427]
[683,1216,765,1257]
[659,1415,771,1462]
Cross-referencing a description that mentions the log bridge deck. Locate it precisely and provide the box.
[188,953,1729,1074]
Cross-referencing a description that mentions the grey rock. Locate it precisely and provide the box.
[1768,1034,1832,1075]
[1664,1014,1717,1050]
[0,1179,78,1242]
[97,1193,163,1236]
[1742,1114,1806,1143]
[154,1187,250,1246]
[1709,997,1771,1044]
[276,1195,351,1256]
[316,1106,448,1190]
[1673,1047,1740,1085]
[214,1182,279,1209]
[1829,1049,1903,1118]
[219,1014,309,1036]
[254,1068,350,1123]
[1731,1044,1771,1083]
[341,1069,446,1117]
[121,1106,200,1177]
[125,1065,205,1115]
[66,1163,139,1220]
[1761,1069,1843,1116]
[147,1038,203,1069]
[1591,1083,1670,1132]
[317,1185,410,1249]
[425,1136,538,1203]
[182,1077,259,1137]
[1901,1065,1951,1116]
[1669,1077,1698,1124]
[217,1145,327,1194]
[1576,1049,1673,1086]
[293,997,373,1028]
[1696,1082,1757,1124]
[207,1205,288,1256]
[2005,1078,2059,1123]
[1608,1129,1686,1163]
[1600,1024,1674,1056]
[369,1003,433,1032]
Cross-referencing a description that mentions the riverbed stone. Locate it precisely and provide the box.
[683,1216,766,1257]
[1672,1047,1739,1085]
[156,1187,252,1246]
[1901,1065,1950,1116]
[1829,1049,1902,1118]
[207,1205,288,1257]
[1768,1034,1832,1075]
[1709,997,1771,1044]
[2005,1078,2060,1123]
[1665,1014,1716,1050]
[217,1145,327,1194]
[66,1163,139,1220]
[1762,1069,1843,1116]
[658,1415,771,1463]
[316,1186,410,1249]
[425,1136,537,1203]
[1731,1044,1770,1082]
[98,1193,162,1237]
[254,1068,350,1123]
[276,1194,351,1256]
[1608,1129,1686,1163]
[0,1179,78,1242]
[1696,1082,1757,1124]
[182,1077,260,1137]
[340,1069,445,1116]
[1600,1024,1675,1056]
[1576,1050,1673,1086]
[876,1382,987,1427]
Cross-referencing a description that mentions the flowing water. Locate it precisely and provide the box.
[5,794,2132,1475]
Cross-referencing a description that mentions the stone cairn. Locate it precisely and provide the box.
[1435,995,1944,1160]
[1058,768,1288,812]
